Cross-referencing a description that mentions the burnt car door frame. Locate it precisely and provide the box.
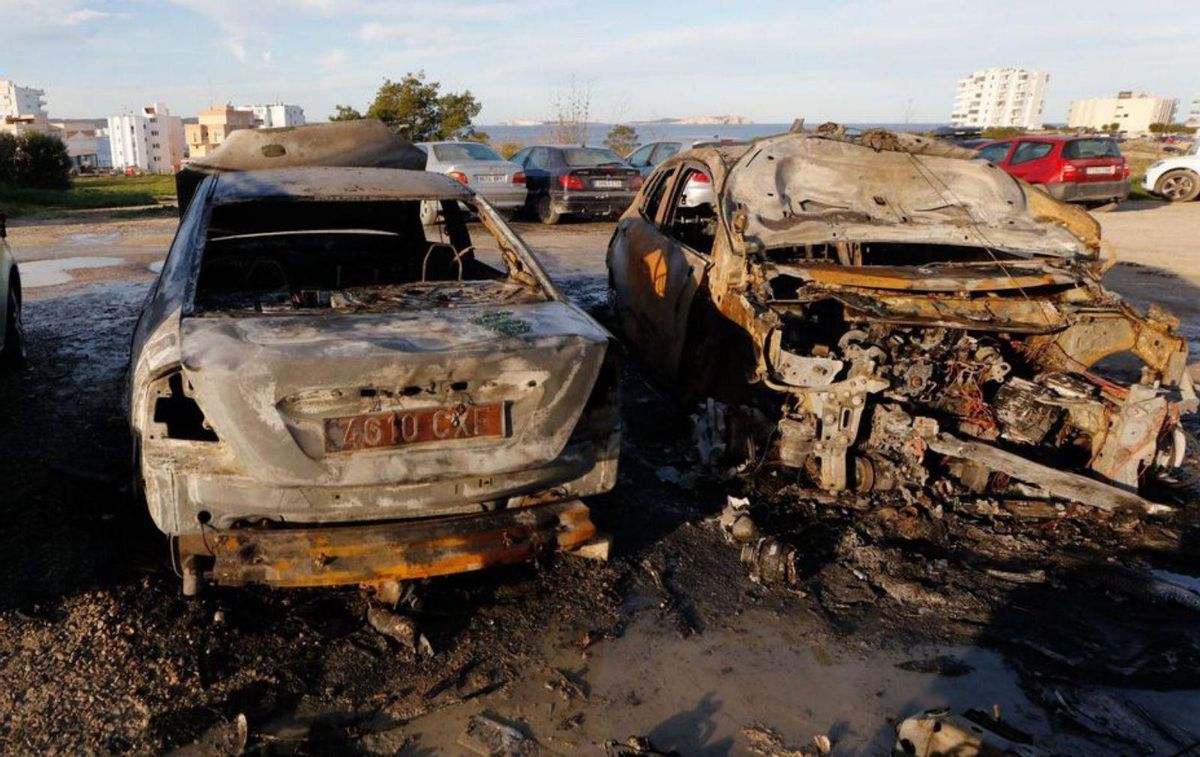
[610,160,712,384]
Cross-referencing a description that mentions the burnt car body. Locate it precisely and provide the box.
[608,129,1196,513]
[130,122,619,594]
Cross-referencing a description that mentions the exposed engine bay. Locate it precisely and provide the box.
[756,249,1196,512]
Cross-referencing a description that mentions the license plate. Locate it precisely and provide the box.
[1087,165,1117,175]
[325,403,506,452]
[592,179,623,189]
[476,174,507,183]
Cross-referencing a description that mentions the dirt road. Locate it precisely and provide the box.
[1,203,1199,754]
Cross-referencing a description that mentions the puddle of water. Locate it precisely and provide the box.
[21,256,125,288]
[66,232,122,247]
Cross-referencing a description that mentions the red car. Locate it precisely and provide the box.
[974,136,1130,206]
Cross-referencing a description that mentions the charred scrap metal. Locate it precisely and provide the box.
[608,127,1197,515]
[129,121,619,594]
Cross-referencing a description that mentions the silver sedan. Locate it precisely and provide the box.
[417,141,528,223]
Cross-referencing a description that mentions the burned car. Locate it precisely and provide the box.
[130,122,618,594]
[608,129,1196,513]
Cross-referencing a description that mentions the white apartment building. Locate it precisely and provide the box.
[0,79,46,119]
[238,103,306,129]
[0,78,56,136]
[107,103,186,174]
[1068,92,1177,136]
[951,68,1049,130]
[1186,98,1200,128]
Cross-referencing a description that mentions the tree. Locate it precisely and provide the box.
[329,105,363,121]
[1149,122,1166,134]
[10,133,71,189]
[0,133,17,186]
[604,124,638,156]
[549,76,592,145]
[981,126,1025,139]
[358,71,484,141]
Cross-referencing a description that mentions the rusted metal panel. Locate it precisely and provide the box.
[177,500,597,589]
[770,261,1080,292]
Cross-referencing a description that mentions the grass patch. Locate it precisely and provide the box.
[0,174,178,217]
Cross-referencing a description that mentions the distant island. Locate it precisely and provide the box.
[631,115,753,126]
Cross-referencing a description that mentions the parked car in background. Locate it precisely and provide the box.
[1143,141,1200,202]
[139,122,619,594]
[416,141,527,223]
[974,136,1130,206]
[0,212,25,368]
[510,145,641,224]
[627,139,751,177]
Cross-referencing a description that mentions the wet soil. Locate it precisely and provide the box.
[1,211,1199,754]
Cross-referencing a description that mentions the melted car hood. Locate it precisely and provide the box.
[724,135,1091,258]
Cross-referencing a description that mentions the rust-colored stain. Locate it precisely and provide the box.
[178,500,597,589]
[640,248,669,298]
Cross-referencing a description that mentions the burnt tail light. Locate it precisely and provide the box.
[560,173,585,190]
[512,171,526,185]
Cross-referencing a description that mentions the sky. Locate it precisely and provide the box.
[2,0,1198,125]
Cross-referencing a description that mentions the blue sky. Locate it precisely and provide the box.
[3,0,1198,124]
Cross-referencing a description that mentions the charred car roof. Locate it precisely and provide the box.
[670,132,1094,258]
[177,119,428,213]
[210,166,474,204]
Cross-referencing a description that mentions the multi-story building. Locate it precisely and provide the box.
[1186,98,1200,129]
[0,79,46,119]
[184,104,256,158]
[238,103,306,129]
[0,78,56,136]
[1068,92,1177,136]
[108,103,186,174]
[951,67,1049,130]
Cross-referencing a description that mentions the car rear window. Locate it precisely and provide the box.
[563,147,624,167]
[432,143,503,162]
[1010,141,1054,165]
[1063,139,1120,159]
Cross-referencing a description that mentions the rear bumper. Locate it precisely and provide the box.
[1043,179,1130,203]
[553,190,637,216]
[176,499,598,590]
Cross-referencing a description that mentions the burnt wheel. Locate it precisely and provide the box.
[1156,170,1200,203]
[536,194,561,225]
[1149,429,1200,499]
[0,284,26,368]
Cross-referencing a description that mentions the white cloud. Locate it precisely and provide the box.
[3,0,121,33]
[318,48,346,69]
[227,38,247,63]
[261,51,273,63]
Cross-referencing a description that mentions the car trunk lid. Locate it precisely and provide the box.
[177,301,610,488]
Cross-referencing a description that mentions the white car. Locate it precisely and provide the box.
[416,141,527,223]
[0,212,25,368]
[1143,141,1200,202]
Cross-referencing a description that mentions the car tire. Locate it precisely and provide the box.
[1155,170,1200,203]
[536,194,561,225]
[0,284,26,368]
[419,200,440,226]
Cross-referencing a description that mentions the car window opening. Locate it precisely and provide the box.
[666,169,716,255]
[192,198,544,315]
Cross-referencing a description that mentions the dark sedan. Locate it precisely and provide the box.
[510,145,642,224]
